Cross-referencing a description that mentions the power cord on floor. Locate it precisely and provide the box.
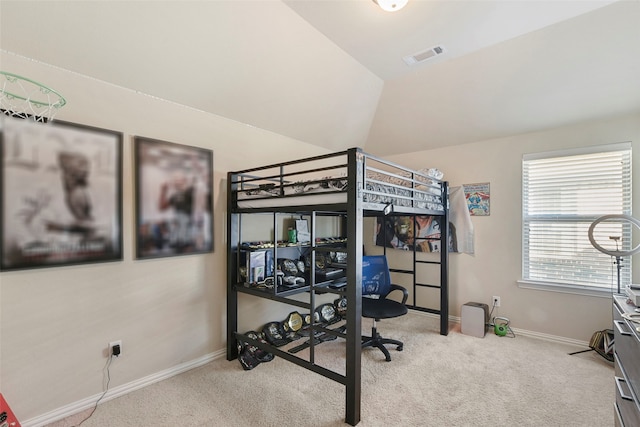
[486,300,498,330]
[487,301,496,325]
[73,354,113,427]
[499,324,517,338]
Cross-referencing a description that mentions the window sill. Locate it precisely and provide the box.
[517,279,618,298]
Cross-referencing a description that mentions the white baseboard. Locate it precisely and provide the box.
[508,327,589,348]
[22,349,226,427]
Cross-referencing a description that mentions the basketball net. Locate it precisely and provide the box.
[0,71,66,123]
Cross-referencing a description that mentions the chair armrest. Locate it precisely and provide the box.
[388,284,409,305]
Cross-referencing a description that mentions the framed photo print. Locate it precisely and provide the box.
[1,116,123,270]
[134,136,213,259]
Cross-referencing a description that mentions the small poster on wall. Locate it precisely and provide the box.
[375,215,457,253]
[463,182,490,216]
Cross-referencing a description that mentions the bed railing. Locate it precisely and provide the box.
[229,148,445,213]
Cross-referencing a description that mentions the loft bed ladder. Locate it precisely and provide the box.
[378,182,450,336]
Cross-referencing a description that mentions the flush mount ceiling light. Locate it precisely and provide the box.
[374,0,408,12]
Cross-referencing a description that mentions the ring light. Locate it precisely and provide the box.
[588,214,640,257]
[588,214,640,294]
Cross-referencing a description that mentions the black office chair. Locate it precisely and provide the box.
[361,255,408,361]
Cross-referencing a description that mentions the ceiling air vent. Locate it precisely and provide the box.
[402,45,445,66]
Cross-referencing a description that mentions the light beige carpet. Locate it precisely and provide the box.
[48,313,614,427]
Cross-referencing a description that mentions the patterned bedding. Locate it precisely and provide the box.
[235,167,445,212]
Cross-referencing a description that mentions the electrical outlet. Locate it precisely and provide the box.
[109,340,122,357]
[492,296,501,307]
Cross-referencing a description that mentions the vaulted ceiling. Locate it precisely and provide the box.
[1,0,639,156]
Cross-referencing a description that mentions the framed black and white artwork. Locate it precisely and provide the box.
[1,116,123,270]
[134,136,213,259]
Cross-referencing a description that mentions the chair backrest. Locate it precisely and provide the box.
[362,255,391,296]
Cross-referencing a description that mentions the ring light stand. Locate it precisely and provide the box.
[588,214,640,294]
[570,215,640,360]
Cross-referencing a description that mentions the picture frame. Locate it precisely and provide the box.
[134,136,213,259]
[463,182,490,216]
[1,116,123,270]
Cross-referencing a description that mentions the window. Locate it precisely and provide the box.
[521,143,632,295]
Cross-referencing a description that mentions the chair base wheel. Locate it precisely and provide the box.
[362,330,404,361]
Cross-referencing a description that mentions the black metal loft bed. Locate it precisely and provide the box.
[226,147,449,426]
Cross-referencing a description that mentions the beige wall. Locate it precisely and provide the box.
[2,51,638,423]
[0,52,331,422]
[386,113,640,342]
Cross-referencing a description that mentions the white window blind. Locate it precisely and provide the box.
[522,143,632,291]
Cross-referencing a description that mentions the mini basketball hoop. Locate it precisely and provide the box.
[0,71,66,123]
